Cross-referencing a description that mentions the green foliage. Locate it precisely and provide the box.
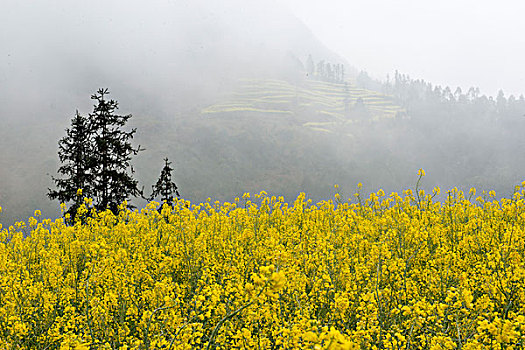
[48,89,144,217]
[88,88,144,213]
[48,111,91,218]
[150,157,180,207]
[202,78,405,124]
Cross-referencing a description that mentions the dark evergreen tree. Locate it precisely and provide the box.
[89,88,144,213]
[49,89,144,217]
[48,110,92,217]
[150,157,180,207]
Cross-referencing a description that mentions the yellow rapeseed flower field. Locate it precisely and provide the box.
[2,179,525,349]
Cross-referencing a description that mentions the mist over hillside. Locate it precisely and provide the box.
[1,0,525,225]
[0,0,349,224]
[1,0,347,114]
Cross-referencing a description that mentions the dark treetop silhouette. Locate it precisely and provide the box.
[49,88,144,217]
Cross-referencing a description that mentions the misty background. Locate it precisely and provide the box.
[285,0,525,97]
[1,0,525,225]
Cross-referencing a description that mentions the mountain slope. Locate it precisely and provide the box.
[0,0,356,224]
[202,78,406,128]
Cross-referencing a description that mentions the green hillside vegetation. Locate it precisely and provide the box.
[202,78,406,134]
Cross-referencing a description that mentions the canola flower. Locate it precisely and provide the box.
[1,182,525,349]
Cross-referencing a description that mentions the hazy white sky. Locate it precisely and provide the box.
[283,0,525,97]
[2,0,524,98]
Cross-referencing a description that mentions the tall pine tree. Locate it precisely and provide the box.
[89,88,144,213]
[49,89,144,217]
[150,157,180,207]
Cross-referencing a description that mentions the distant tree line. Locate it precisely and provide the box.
[48,89,180,221]
[351,70,525,195]
[306,54,345,83]
[355,71,383,91]
[382,70,525,122]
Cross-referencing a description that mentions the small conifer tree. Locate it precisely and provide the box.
[150,157,180,207]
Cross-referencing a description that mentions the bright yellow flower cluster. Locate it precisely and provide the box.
[2,185,525,349]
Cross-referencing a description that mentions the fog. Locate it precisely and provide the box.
[1,0,525,225]
[284,0,525,97]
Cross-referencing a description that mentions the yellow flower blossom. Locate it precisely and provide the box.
[2,186,525,348]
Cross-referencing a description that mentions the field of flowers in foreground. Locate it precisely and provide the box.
[2,183,525,349]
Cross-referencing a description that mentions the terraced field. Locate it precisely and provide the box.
[202,78,406,132]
